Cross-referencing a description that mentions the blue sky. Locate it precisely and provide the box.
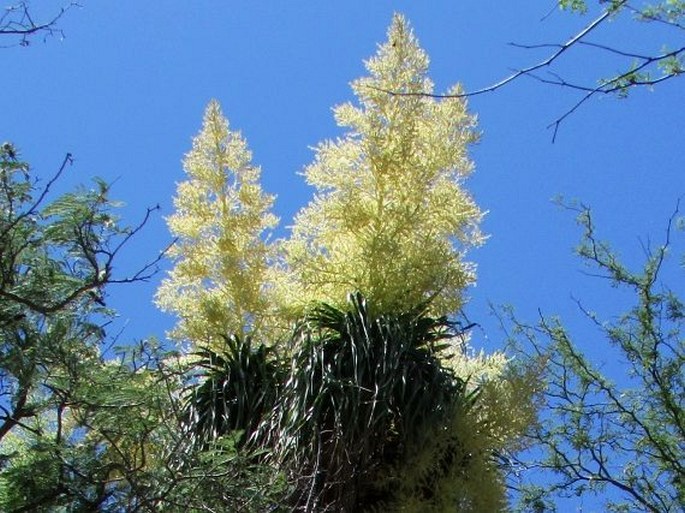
[3,1,683,510]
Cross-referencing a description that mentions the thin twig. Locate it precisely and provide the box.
[366,5,618,101]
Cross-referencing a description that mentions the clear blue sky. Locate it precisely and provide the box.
[3,2,683,510]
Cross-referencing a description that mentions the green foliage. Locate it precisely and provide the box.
[507,204,684,512]
[272,293,472,511]
[177,290,537,512]
[556,0,684,99]
[0,144,180,511]
[143,432,291,513]
[559,0,627,15]
[559,0,590,14]
[640,0,685,21]
[183,335,283,449]
[0,343,172,511]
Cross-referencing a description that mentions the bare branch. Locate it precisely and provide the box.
[369,1,685,140]
[539,44,685,140]
[366,5,617,101]
[0,2,79,48]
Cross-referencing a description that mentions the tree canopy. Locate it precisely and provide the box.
[507,204,684,513]
[0,143,167,510]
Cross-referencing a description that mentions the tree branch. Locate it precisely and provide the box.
[0,2,79,47]
[368,1,685,140]
[366,5,617,101]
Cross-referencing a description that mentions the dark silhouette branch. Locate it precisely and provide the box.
[369,1,685,140]
[0,1,79,47]
[366,5,616,101]
[532,44,685,141]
